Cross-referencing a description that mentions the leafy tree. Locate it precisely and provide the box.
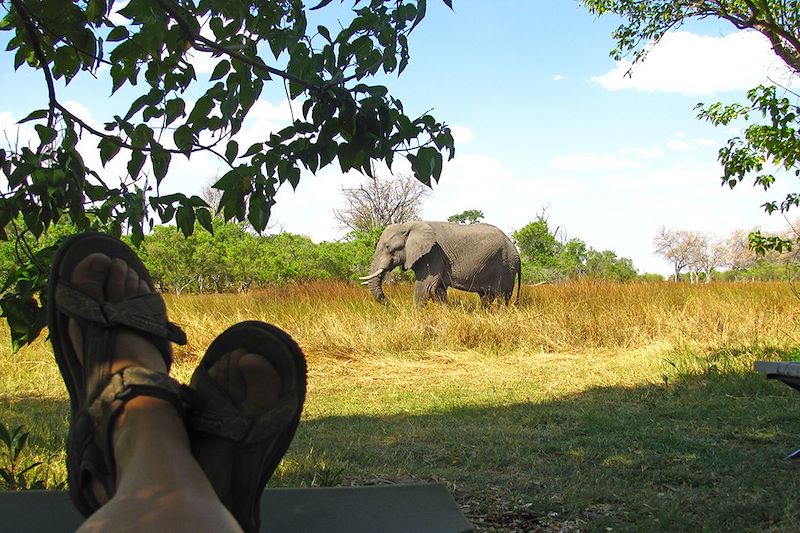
[512,215,636,283]
[0,219,77,349]
[316,227,384,280]
[513,216,562,267]
[583,0,799,253]
[0,0,455,347]
[584,249,637,282]
[138,224,198,294]
[448,209,484,224]
[545,235,637,282]
[557,238,589,278]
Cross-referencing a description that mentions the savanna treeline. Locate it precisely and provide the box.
[3,214,798,297]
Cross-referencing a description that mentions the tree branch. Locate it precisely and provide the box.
[153,0,323,94]
[11,0,57,148]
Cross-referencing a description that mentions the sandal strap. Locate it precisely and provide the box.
[187,368,299,444]
[80,366,186,499]
[88,366,187,433]
[55,283,187,346]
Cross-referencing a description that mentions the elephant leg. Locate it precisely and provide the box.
[479,290,497,307]
[433,283,448,303]
[414,279,431,306]
[414,276,447,306]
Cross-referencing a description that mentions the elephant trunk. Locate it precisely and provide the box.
[368,271,387,302]
[365,255,389,303]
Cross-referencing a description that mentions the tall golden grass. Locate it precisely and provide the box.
[3,280,797,399]
[169,279,800,365]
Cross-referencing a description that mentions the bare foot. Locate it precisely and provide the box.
[67,254,168,375]
[193,349,282,498]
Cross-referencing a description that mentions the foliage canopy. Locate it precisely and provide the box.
[0,0,455,347]
[584,0,800,252]
[513,215,637,283]
[447,209,484,224]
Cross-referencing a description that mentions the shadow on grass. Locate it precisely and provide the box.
[1,397,69,490]
[285,369,800,531]
[1,397,69,449]
[5,370,800,530]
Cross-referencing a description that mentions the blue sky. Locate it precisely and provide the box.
[1,1,796,274]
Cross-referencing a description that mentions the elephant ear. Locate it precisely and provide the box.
[404,221,436,270]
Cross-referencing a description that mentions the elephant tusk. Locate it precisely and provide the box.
[360,281,369,285]
[358,269,384,281]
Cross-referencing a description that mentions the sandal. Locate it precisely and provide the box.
[187,321,307,533]
[47,232,187,516]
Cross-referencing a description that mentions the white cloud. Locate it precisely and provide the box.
[618,146,664,160]
[592,30,792,95]
[666,138,694,151]
[450,124,475,144]
[0,112,36,150]
[268,167,364,240]
[553,74,564,82]
[550,152,641,171]
[425,153,516,218]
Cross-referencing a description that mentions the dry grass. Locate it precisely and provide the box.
[2,280,800,530]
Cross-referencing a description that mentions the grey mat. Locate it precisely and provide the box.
[0,484,473,532]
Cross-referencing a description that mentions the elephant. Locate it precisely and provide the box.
[360,221,521,306]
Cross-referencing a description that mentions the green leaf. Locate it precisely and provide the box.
[127,150,145,179]
[242,142,263,158]
[86,0,107,21]
[18,109,48,124]
[196,206,213,233]
[124,94,151,121]
[187,96,214,125]
[338,142,356,173]
[165,98,185,126]
[175,205,196,237]
[0,422,10,447]
[173,125,194,153]
[210,59,230,81]
[34,125,57,145]
[53,46,80,80]
[225,140,238,163]
[150,143,171,182]
[98,137,121,165]
[248,193,270,232]
[107,26,129,42]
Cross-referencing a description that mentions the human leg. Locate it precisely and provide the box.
[48,235,241,532]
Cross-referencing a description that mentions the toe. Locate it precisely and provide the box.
[239,353,281,414]
[106,258,129,302]
[137,279,150,296]
[124,265,141,297]
[208,349,247,404]
[70,253,112,300]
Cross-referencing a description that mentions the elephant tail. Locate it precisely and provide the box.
[514,262,522,305]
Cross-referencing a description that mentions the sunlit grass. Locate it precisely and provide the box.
[2,280,800,530]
